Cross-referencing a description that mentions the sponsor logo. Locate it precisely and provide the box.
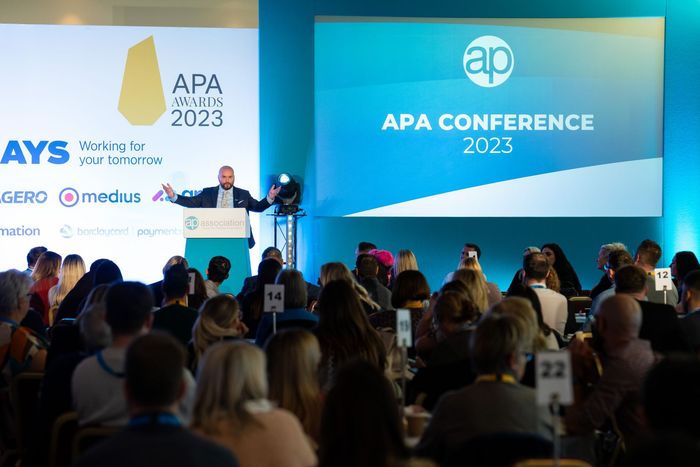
[59,224,129,237]
[184,216,199,230]
[152,188,202,202]
[0,225,40,237]
[0,140,70,164]
[0,191,48,204]
[463,35,514,88]
[136,227,183,237]
[58,187,141,207]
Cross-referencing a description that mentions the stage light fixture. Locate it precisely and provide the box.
[274,173,302,214]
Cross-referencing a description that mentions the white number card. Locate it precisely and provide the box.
[536,351,573,406]
[654,268,673,292]
[396,308,412,348]
[264,284,284,313]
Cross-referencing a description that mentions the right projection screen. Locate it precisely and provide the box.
[314,17,664,217]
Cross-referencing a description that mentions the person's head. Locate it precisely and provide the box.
[460,243,481,261]
[192,294,244,363]
[79,303,112,351]
[541,243,565,266]
[523,252,549,282]
[390,270,430,309]
[488,297,539,353]
[31,251,62,281]
[506,283,550,338]
[0,269,33,320]
[162,264,189,301]
[192,341,267,434]
[451,268,489,313]
[59,254,86,284]
[319,360,408,467]
[458,256,483,273]
[355,254,379,280]
[93,260,123,286]
[275,269,307,309]
[433,291,478,338]
[186,268,208,310]
[393,249,419,278]
[319,262,355,287]
[471,311,530,380]
[671,251,700,283]
[261,247,283,265]
[162,255,188,275]
[265,329,321,439]
[523,246,540,257]
[79,283,110,315]
[206,255,231,284]
[255,258,283,292]
[596,295,642,347]
[218,165,234,190]
[597,242,627,270]
[681,270,700,314]
[125,333,186,414]
[635,239,662,269]
[643,355,700,437]
[614,265,648,298]
[606,250,635,282]
[105,282,154,337]
[26,246,47,269]
[355,241,377,257]
[368,249,394,269]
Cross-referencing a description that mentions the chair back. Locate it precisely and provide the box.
[72,425,119,459]
[514,460,593,467]
[9,372,43,456]
[445,432,553,467]
[49,411,78,467]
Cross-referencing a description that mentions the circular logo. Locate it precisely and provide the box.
[463,35,514,88]
[184,216,199,230]
[59,187,79,207]
[59,224,74,238]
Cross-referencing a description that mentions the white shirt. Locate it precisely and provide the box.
[531,285,568,336]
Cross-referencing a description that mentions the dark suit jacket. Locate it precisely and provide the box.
[359,276,392,310]
[637,299,690,354]
[173,186,271,248]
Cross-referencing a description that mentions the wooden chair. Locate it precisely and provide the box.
[9,372,43,461]
[72,426,119,460]
[48,412,78,467]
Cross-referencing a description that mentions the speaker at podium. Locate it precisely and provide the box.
[182,208,251,296]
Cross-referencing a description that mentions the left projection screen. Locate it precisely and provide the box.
[0,24,259,282]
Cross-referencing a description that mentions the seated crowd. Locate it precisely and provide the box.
[1,239,700,467]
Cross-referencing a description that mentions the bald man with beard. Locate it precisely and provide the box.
[565,295,658,449]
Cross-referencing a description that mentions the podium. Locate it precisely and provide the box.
[182,208,251,297]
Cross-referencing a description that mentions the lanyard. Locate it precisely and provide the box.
[530,284,546,289]
[96,350,125,378]
[475,373,517,384]
[0,316,19,327]
[129,413,181,427]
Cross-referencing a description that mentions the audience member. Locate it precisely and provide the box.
[29,250,62,324]
[591,243,627,299]
[390,249,419,287]
[679,270,700,353]
[319,261,381,314]
[523,252,568,335]
[565,295,657,448]
[254,269,319,347]
[187,267,208,311]
[93,259,123,286]
[591,249,635,315]
[356,254,393,311]
[238,247,283,298]
[149,255,189,307]
[54,258,108,322]
[370,270,429,337]
[614,265,689,354]
[72,281,195,426]
[416,312,550,464]
[507,284,559,350]
[315,280,386,391]
[153,264,199,348]
[507,246,541,292]
[443,242,482,284]
[635,239,679,305]
[189,294,247,373]
[319,360,431,467]
[191,341,316,467]
[240,258,283,338]
[266,329,322,446]
[205,255,231,298]
[455,256,501,307]
[541,243,581,297]
[73,333,238,467]
[47,254,85,325]
[671,251,700,294]
[23,245,47,276]
[355,241,377,257]
[368,249,394,287]
[451,268,491,312]
[0,270,47,389]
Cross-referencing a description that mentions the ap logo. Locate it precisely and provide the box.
[463,35,514,88]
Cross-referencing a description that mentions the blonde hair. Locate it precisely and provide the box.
[191,295,243,369]
[50,254,86,308]
[31,251,62,282]
[191,341,267,435]
[266,329,321,442]
[488,297,541,352]
[319,262,380,311]
[392,249,419,278]
[546,266,561,293]
[451,269,489,313]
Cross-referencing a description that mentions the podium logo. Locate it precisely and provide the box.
[184,216,200,230]
[118,36,167,125]
[463,35,514,88]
